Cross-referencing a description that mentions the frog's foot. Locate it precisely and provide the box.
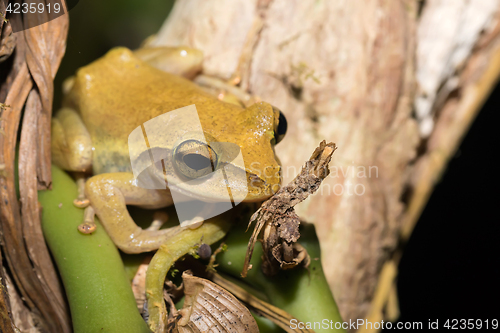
[77,206,97,234]
[146,211,169,231]
[193,75,260,107]
[73,175,90,208]
[85,172,182,254]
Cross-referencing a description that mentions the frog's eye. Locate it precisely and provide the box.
[273,107,287,144]
[173,140,218,179]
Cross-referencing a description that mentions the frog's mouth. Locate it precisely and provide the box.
[131,137,280,227]
[132,153,281,226]
[165,162,256,203]
[132,159,251,225]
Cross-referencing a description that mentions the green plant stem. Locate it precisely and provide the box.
[252,313,285,333]
[39,166,151,333]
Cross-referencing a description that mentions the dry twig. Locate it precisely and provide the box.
[242,141,336,277]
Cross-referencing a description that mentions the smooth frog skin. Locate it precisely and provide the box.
[51,47,283,253]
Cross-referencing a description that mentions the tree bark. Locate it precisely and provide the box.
[148,0,500,324]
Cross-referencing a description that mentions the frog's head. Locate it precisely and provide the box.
[202,101,286,202]
[131,101,286,204]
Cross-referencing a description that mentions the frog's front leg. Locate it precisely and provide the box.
[85,172,181,254]
[51,108,92,172]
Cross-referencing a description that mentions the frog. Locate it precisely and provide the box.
[51,46,287,254]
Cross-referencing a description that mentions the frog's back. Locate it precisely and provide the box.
[64,48,243,174]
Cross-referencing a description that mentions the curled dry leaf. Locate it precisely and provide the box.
[242,141,336,277]
[166,271,259,333]
[210,273,314,333]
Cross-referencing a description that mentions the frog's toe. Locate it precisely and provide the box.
[181,217,204,230]
[78,222,97,234]
[77,206,97,234]
[73,198,90,208]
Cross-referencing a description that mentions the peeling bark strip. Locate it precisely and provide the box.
[23,0,69,189]
[19,89,70,332]
[242,141,336,277]
[0,2,69,332]
[151,0,500,324]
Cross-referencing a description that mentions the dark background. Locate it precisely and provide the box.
[54,0,174,108]
[57,1,500,328]
[394,82,500,327]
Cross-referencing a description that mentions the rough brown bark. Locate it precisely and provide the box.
[149,0,500,324]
